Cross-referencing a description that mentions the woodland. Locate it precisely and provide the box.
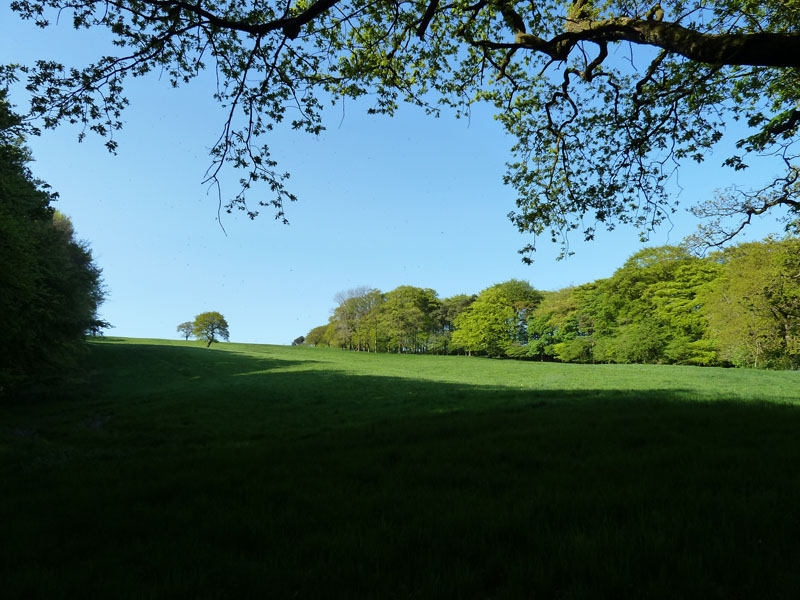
[309,238,800,369]
[0,92,105,393]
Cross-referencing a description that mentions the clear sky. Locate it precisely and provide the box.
[1,7,789,344]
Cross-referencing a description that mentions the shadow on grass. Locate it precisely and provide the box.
[77,341,320,400]
[3,343,800,598]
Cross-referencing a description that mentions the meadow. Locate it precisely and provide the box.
[3,338,800,598]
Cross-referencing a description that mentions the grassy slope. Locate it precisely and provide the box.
[3,338,800,599]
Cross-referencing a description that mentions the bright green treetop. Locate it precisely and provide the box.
[378,286,440,353]
[703,238,800,368]
[305,324,329,347]
[192,312,230,347]
[452,287,517,357]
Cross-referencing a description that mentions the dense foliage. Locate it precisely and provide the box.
[309,238,800,368]
[0,92,106,392]
[5,1,800,254]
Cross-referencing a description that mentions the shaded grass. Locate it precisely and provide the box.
[3,339,800,598]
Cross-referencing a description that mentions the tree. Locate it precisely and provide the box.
[7,1,800,255]
[292,335,305,346]
[452,287,517,357]
[448,280,541,357]
[305,325,329,347]
[576,246,720,364]
[430,293,477,354]
[1,90,106,391]
[192,311,230,347]
[703,238,800,368]
[355,289,385,352]
[487,280,543,344]
[331,287,384,351]
[319,320,341,348]
[377,286,440,353]
[644,256,722,365]
[527,287,583,361]
[177,321,193,341]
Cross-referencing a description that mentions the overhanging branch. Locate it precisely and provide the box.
[140,0,342,39]
[477,16,800,68]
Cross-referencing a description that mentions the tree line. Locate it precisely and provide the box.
[1,92,106,394]
[305,239,800,369]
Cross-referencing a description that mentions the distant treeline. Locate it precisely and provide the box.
[306,240,800,369]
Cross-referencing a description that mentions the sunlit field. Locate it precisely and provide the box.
[3,338,800,598]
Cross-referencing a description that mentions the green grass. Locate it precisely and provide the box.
[3,338,800,599]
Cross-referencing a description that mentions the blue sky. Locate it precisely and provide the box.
[1,7,789,344]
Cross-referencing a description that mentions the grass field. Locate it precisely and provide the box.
[3,338,800,598]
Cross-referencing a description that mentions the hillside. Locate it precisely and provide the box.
[3,338,800,598]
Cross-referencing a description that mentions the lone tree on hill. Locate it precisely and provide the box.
[5,1,800,255]
[192,312,230,347]
[176,321,193,341]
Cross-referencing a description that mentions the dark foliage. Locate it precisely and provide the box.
[0,91,106,394]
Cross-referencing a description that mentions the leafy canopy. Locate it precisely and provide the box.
[5,0,800,255]
[192,311,230,347]
[308,238,800,367]
[1,90,106,389]
[452,286,519,356]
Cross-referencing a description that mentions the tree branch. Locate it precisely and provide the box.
[140,0,342,39]
[416,0,439,40]
[479,16,800,68]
